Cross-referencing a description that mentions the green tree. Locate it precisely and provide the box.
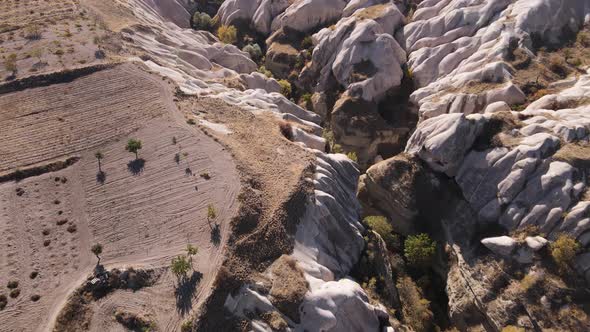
[364,216,397,249]
[171,255,191,280]
[125,139,142,159]
[94,151,104,172]
[186,244,198,269]
[4,53,17,76]
[91,243,103,264]
[404,233,436,268]
[207,204,217,230]
[217,25,237,44]
[551,234,580,272]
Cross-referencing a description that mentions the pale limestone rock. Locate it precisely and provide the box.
[481,236,517,257]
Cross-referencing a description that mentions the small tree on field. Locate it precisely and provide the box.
[171,255,190,281]
[125,139,142,159]
[217,25,237,44]
[95,151,104,172]
[31,48,43,64]
[91,243,103,264]
[404,233,436,269]
[186,244,198,269]
[4,54,17,76]
[207,204,217,230]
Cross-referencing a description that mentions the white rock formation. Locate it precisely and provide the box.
[481,236,517,257]
[226,152,382,331]
[402,0,590,120]
[302,3,407,102]
[121,1,383,329]
[406,73,590,275]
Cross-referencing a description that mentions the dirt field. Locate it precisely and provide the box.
[0,64,240,331]
[0,0,117,81]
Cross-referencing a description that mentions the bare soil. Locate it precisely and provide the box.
[0,64,241,332]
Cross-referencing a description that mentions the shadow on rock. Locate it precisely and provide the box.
[127,159,146,175]
[175,271,203,316]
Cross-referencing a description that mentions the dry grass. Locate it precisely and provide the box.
[268,255,309,322]
[553,143,590,169]
[355,4,390,20]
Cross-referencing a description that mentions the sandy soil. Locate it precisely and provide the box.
[0,64,240,331]
[0,0,117,81]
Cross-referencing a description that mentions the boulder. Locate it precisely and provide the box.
[481,236,517,257]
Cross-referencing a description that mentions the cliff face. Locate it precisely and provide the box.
[96,0,590,330]
[360,1,590,330]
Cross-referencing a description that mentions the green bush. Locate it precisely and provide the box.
[192,12,212,31]
[242,43,262,61]
[404,233,436,268]
[301,93,312,104]
[217,25,237,44]
[364,216,397,249]
[301,36,313,49]
[278,79,292,98]
[551,234,580,271]
[258,65,272,78]
[346,151,358,163]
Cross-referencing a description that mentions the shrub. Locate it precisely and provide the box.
[397,276,433,332]
[25,24,42,40]
[7,281,18,289]
[577,31,590,47]
[301,36,313,49]
[404,233,436,268]
[346,151,358,162]
[502,326,525,332]
[30,294,41,302]
[4,53,17,75]
[186,118,196,125]
[519,273,538,292]
[171,255,190,280]
[242,43,262,61]
[548,54,567,76]
[278,121,293,140]
[192,12,212,31]
[217,25,237,44]
[9,289,20,298]
[364,216,397,249]
[278,79,292,98]
[207,204,217,220]
[301,93,312,104]
[551,234,580,271]
[181,320,193,332]
[258,65,272,78]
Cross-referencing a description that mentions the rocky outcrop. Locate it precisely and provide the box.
[405,74,590,247]
[331,95,409,167]
[301,3,406,103]
[227,152,386,331]
[402,0,590,120]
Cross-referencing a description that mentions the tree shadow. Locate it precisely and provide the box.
[96,171,106,184]
[127,159,145,175]
[185,167,192,176]
[175,271,203,316]
[210,224,221,246]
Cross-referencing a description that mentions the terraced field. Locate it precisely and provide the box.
[0,64,240,331]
